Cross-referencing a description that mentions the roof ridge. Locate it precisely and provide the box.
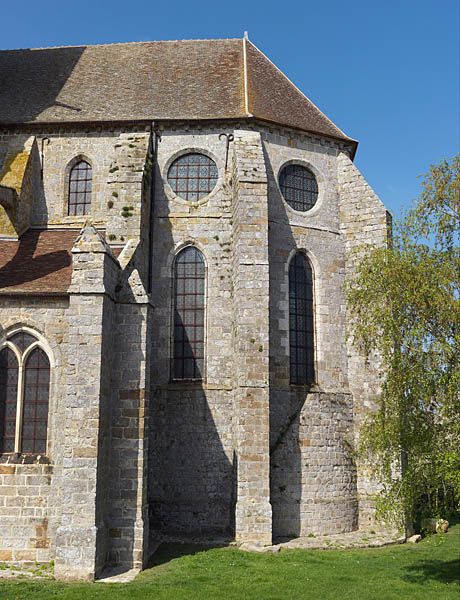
[1,38,242,53]
[247,40,355,142]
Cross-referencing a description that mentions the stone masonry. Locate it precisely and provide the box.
[0,38,391,579]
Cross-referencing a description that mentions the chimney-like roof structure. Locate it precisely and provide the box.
[0,37,355,147]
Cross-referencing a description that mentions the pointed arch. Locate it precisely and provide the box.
[289,251,315,384]
[0,347,19,453]
[172,245,206,380]
[68,158,92,216]
[21,348,50,454]
[0,328,51,455]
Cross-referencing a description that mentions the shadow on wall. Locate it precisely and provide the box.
[148,161,234,544]
[265,144,358,541]
[265,146,304,541]
[0,47,86,123]
[0,230,71,290]
[103,162,154,571]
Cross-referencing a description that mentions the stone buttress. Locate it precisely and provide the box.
[231,131,272,545]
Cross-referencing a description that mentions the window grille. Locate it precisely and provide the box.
[289,252,315,384]
[173,246,205,380]
[279,164,318,212]
[68,160,92,216]
[0,332,50,455]
[0,348,19,453]
[167,153,218,201]
[21,348,50,454]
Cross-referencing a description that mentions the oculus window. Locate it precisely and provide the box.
[167,153,218,201]
[279,164,318,212]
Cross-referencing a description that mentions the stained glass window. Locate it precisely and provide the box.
[68,160,92,216]
[0,348,19,453]
[21,348,50,454]
[279,164,318,212]
[167,153,218,201]
[289,252,315,384]
[0,332,50,455]
[173,247,205,380]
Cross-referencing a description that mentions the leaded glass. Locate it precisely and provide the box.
[68,160,92,216]
[9,331,36,355]
[289,252,315,384]
[279,164,318,212]
[173,247,205,380]
[0,348,18,453]
[21,348,50,454]
[167,153,218,201]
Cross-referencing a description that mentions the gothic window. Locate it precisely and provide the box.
[167,153,218,201]
[172,246,205,380]
[0,331,50,455]
[68,159,92,216]
[279,164,319,212]
[0,348,19,453]
[289,252,315,384]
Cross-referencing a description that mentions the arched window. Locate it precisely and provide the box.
[68,159,92,216]
[289,252,315,384]
[173,246,205,380]
[0,331,50,455]
[167,153,218,201]
[0,348,19,453]
[279,164,319,212]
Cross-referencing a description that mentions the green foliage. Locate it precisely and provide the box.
[1,527,459,599]
[347,155,460,528]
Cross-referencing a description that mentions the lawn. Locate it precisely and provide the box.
[1,525,459,600]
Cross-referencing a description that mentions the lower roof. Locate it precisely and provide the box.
[0,229,76,295]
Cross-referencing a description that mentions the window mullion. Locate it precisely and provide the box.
[15,360,24,454]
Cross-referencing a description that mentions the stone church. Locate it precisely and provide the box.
[0,36,390,579]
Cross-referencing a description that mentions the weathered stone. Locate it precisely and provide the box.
[0,52,389,578]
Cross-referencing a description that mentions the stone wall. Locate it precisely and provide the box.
[0,462,54,563]
[262,130,357,539]
[148,126,236,539]
[0,119,390,575]
[337,151,391,529]
[0,295,69,563]
[0,126,150,249]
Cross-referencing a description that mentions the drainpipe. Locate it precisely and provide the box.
[148,123,161,293]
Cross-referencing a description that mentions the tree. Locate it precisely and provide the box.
[347,155,460,530]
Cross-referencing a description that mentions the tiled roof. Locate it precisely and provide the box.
[0,229,77,294]
[0,38,354,144]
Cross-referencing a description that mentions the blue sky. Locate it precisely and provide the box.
[3,0,459,219]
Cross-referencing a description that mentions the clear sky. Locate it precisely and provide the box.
[2,0,459,219]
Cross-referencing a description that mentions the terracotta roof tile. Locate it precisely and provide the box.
[0,229,77,294]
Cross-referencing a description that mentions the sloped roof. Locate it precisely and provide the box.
[0,229,76,294]
[0,38,354,144]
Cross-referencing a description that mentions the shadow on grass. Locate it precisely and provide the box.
[147,542,230,569]
[404,559,460,585]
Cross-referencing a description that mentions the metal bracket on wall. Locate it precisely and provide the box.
[40,137,50,179]
[219,133,234,171]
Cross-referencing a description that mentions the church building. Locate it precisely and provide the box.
[0,36,390,579]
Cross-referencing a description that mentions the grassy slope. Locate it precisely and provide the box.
[1,525,459,600]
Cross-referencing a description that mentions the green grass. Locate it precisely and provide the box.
[1,525,459,600]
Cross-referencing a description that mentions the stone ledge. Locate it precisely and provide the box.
[273,530,404,551]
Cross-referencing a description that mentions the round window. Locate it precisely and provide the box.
[167,153,218,201]
[279,164,319,212]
